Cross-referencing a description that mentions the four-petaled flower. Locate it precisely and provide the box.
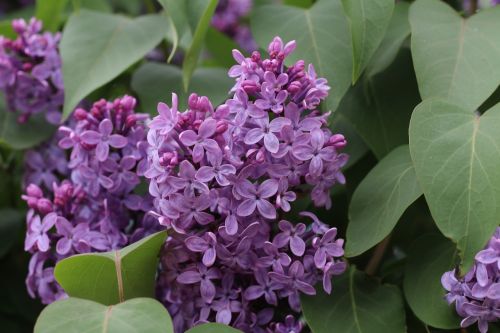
[81,119,128,161]
[236,179,278,219]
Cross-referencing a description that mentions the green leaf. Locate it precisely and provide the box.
[182,0,218,91]
[35,0,68,32]
[410,0,500,111]
[0,93,55,150]
[60,10,169,120]
[54,231,167,305]
[339,50,420,159]
[34,297,173,333]
[301,266,406,333]
[409,100,500,271]
[0,209,23,258]
[131,62,233,114]
[251,0,352,112]
[346,145,422,257]
[0,21,16,39]
[205,27,240,68]
[341,0,394,82]
[330,113,368,169]
[404,234,460,329]
[186,323,243,333]
[366,2,410,77]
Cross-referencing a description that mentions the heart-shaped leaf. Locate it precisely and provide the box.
[301,267,406,333]
[60,10,169,120]
[410,0,500,111]
[54,231,167,305]
[339,50,420,159]
[404,234,460,329]
[341,0,394,82]
[34,297,173,333]
[251,0,352,112]
[409,100,500,271]
[35,0,68,32]
[131,62,233,114]
[365,2,410,77]
[346,145,422,257]
[186,323,243,333]
[0,93,55,150]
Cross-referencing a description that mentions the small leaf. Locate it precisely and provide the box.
[404,234,460,329]
[34,297,173,333]
[182,0,218,91]
[341,0,394,82]
[251,0,353,112]
[301,266,406,333]
[60,10,169,120]
[54,231,167,305]
[410,0,500,111]
[339,50,420,159]
[186,323,244,333]
[346,145,422,257]
[366,2,410,77]
[0,93,55,150]
[409,100,500,271]
[0,209,23,258]
[35,0,68,32]
[131,62,233,114]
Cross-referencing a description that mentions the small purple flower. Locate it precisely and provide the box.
[195,155,236,186]
[236,179,278,219]
[244,115,290,153]
[179,119,221,163]
[244,269,280,305]
[273,220,306,257]
[177,264,221,303]
[25,212,56,252]
[312,228,344,269]
[149,93,179,135]
[185,232,218,266]
[80,119,128,161]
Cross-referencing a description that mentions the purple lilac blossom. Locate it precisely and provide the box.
[0,18,63,124]
[22,95,161,304]
[146,36,348,333]
[212,0,257,52]
[442,227,500,333]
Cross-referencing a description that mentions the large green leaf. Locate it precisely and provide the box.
[60,10,169,120]
[339,50,420,159]
[346,145,422,257]
[302,267,406,333]
[131,62,233,114]
[34,297,173,333]
[0,209,23,258]
[330,113,368,169]
[251,0,352,112]
[35,0,68,32]
[365,2,410,77]
[341,0,394,82]
[205,27,240,68]
[404,234,460,329]
[182,0,218,91]
[409,100,500,271]
[186,323,243,333]
[54,231,167,305]
[0,94,55,150]
[410,0,500,111]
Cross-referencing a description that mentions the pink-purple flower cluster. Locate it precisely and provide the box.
[22,95,161,304]
[146,37,348,332]
[442,227,500,333]
[212,0,257,52]
[0,18,63,124]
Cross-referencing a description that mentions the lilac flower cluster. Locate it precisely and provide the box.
[22,95,160,304]
[442,227,500,333]
[212,0,257,52]
[146,37,348,332]
[0,18,63,124]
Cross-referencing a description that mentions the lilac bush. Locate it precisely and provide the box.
[0,18,63,124]
[442,228,500,333]
[146,37,348,332]
[22,95,161,304]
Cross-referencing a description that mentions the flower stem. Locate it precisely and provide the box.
[365,235,391,276]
